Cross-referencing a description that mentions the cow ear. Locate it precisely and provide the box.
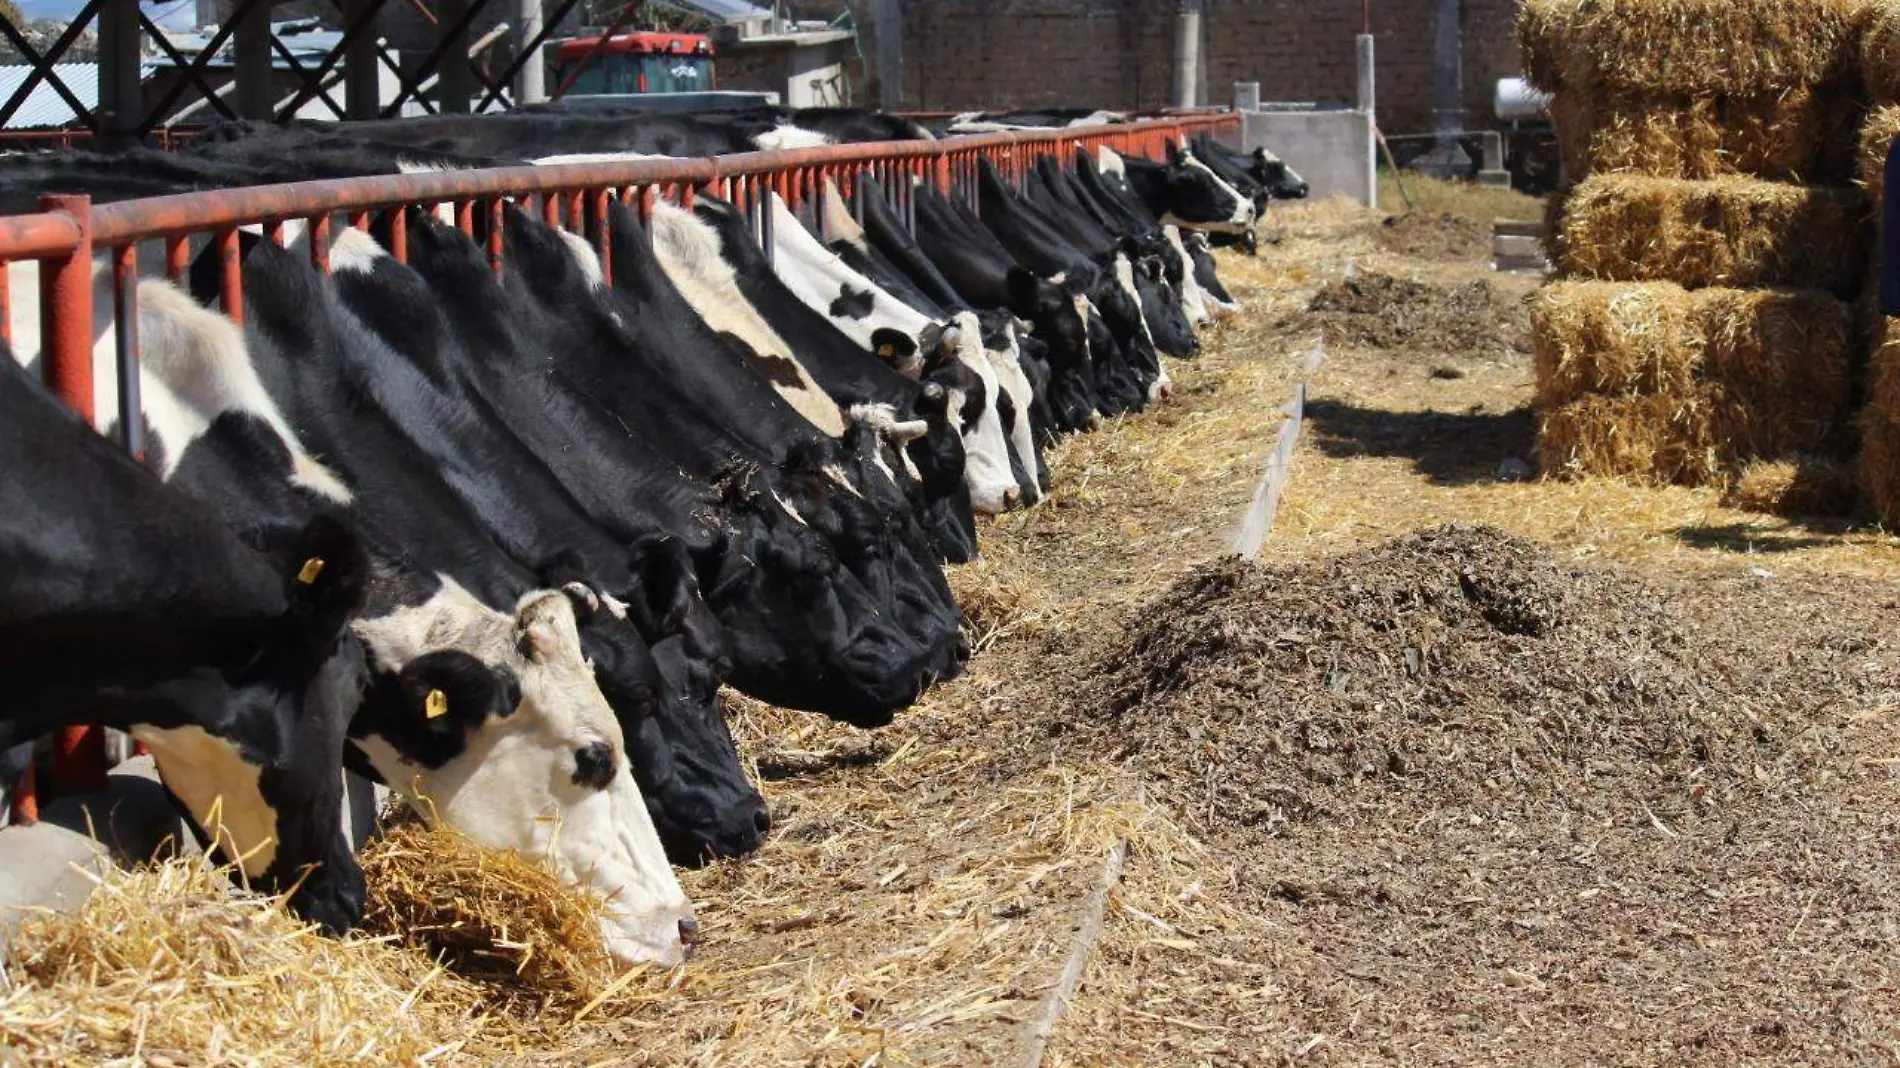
[869,327,916,368]
[1168,142,1188,167]
[399,650,514,732]
[282,513,368,640]
[1117,236,1143,260]
[1005,267,1042,317]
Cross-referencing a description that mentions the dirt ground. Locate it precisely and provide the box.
[517,191,1900,1067]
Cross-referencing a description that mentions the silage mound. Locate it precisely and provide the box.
[1374,211,1491,262]
[1284,271,1526,356]
[1070,525,1765,835]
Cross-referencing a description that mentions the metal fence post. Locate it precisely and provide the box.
[37,193,110,799]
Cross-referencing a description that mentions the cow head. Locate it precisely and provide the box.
[1161,145,1256,235]
[349,586,693,967]
[1005,268,1099,432]
[929,313,1018,515]
[1128,248,1197,360]
[610,534,767,863]
[693,468,900,724]
[136,511,372,936]
[1255,147,1310,199]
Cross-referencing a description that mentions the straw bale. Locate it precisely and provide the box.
[1533,281,1856,414]
[357,822,621,1003]
[1517,0,1576,93]
[1724,454,1861,516]
[1863,0,1900,103]
[1537,389,1727,484]
[1532,281,1703,402]
[0,859,487,1066]
[1557,175,1867,296]
[1545,0,1864,97]
[1553,85,1860,183]
[1858,104,1900,241]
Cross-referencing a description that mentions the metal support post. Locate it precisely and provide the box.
[234,0,273,120]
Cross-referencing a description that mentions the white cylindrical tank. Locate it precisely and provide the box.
[1495,76,1552,121]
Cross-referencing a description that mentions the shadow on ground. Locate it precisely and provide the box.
[1672,522,1859,555]
[1305,400,1537,485]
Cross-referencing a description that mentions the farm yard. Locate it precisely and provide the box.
[11,0,1900,1064]
[10,181,1900,1065]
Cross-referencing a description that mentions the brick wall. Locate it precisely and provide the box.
[883,0,1523,136]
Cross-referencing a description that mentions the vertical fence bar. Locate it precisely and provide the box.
[112,242,141,458]
[216,226,244,325]
[0,257,11,347]
[38,194,109,801]
[166,235,188,284]
[309,214,331,273]
[455,199,475,237]
[389,207,408,263]
[487,198,505,275]
[592,188,612,288]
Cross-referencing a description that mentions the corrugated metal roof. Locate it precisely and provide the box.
[673,0,774,22]
[0,63,153,130]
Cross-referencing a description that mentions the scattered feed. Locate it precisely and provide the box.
[1283,271,1528,358]
[0,859,488,1066]
[1723,454,1861,516]
[1549,85,1859,183]
[1556,175,1867,296]
[1519,0,1863,96]
[1530,280,1854,420]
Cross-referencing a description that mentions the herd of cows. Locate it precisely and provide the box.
[0,106,1306,967]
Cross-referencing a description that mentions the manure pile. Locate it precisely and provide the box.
[1286,271,1527,358]
[1521,0,1868,507]
[1056,525,1900,1061]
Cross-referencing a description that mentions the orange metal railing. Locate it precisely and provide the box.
[0,111,1239,823]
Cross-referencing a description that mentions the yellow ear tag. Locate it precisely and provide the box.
[877,344,895,358]
[425,689,449,720]
[297,557,326,585]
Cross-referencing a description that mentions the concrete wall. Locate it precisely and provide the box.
[878,0,1520,136]
[1244,107,1375,209]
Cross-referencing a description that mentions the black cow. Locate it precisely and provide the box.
[0,348,370,934]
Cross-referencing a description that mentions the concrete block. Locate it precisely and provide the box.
[1478,169,1512,187]
[1244,107,1376,208]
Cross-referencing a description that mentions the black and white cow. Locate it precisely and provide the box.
[1193,133,1310,202]
[1116,144,1257,236]
[0,345,372,935]
[690,194,983,560]
[765,188,1024,517]
[517,200,968,723]
[820,177,1051,507]
[134,250,698,964]
[913,183,1102,435]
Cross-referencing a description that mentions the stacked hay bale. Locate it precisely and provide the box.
[1521,0,1869,503]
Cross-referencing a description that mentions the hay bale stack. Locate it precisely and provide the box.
[1556,176,1866,296]
[1521,0,1872,502]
